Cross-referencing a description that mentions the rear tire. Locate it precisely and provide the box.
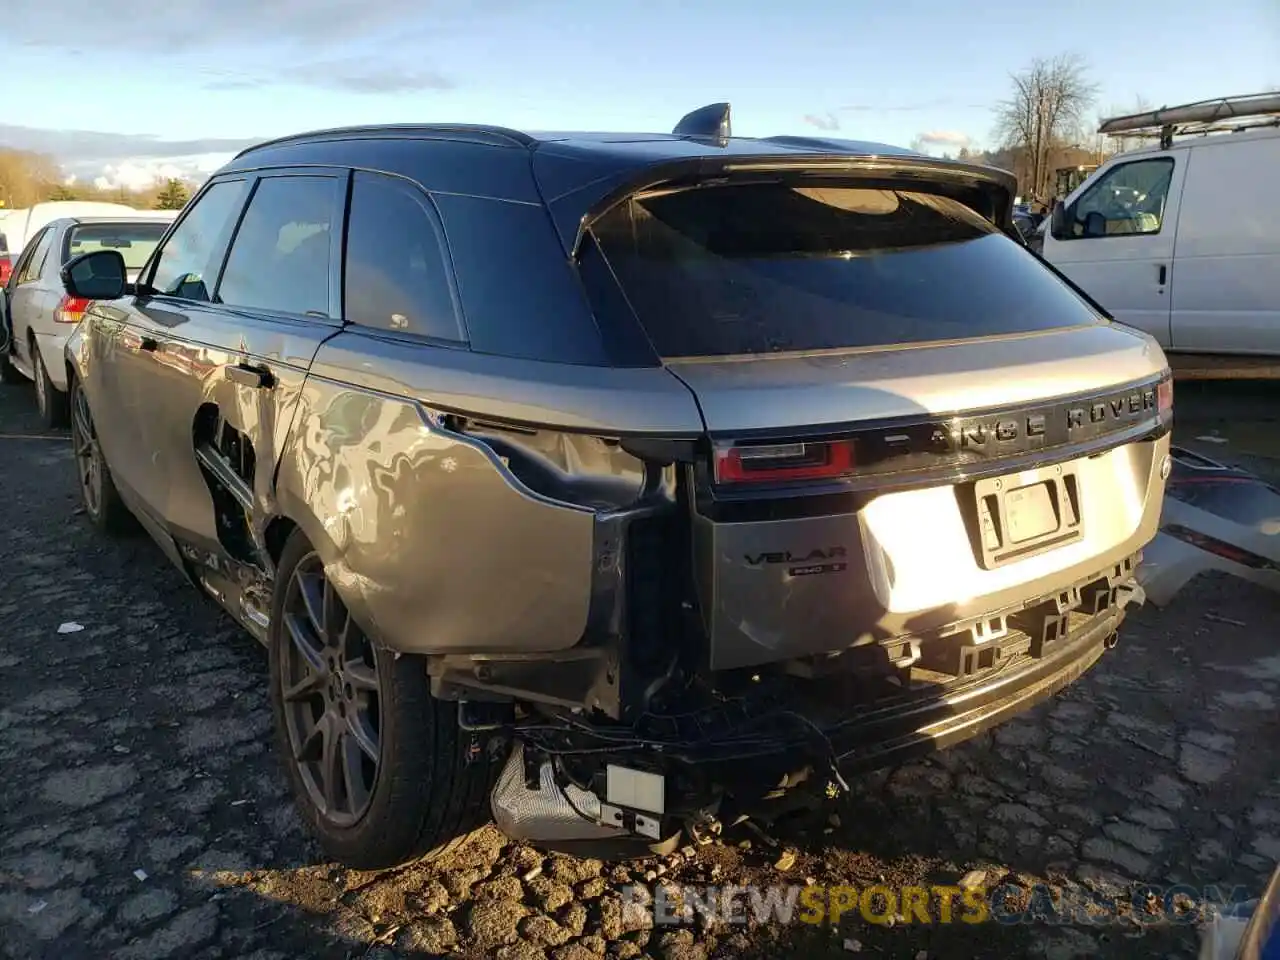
[268,529,499,870]
[69,376,137,537]
[35,349,69,429]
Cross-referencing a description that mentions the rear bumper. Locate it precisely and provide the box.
[542,557,1139,783]
[829,598,1121,770]
[495,571,1136,848]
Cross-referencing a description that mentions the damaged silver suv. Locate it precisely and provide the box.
[59,103,1173,869]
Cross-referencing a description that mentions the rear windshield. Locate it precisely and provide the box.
[591,184,1102,358]
[67,222,168,271]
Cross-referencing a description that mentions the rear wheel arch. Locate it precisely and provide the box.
[264,515,298,568]
[267,524,499,869]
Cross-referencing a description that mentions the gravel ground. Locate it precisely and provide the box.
[1,379,1278,960]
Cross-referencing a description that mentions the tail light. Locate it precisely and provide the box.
[1157,376,1173,417]
[713,440,856,485]
[54,295,90,324]
[0,256,11,285]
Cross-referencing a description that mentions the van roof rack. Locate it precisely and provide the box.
[1098,92,1280,148]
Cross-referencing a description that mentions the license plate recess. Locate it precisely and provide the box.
[969,462,1084,570]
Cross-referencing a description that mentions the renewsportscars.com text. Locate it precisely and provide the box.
[619,881,1254,928]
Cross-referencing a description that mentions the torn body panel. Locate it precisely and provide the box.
[272,360,666,661]
[1138,446,1280,605]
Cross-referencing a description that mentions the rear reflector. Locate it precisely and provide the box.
[714,439,856,484]
[55,296,90,324]
[1163,523,1278,572]
[1157,377,1173,416]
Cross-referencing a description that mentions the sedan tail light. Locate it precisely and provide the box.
[54,295,90,324]
[0,256,11,285]
[713,439,856,485]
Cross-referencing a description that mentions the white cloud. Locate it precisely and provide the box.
[87,154,232,191]
[906,130,972,154]
[911,130,973,152]
[803,112,841,132]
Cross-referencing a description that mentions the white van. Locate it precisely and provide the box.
[1042,92,1280,357]
[1,201,142,256]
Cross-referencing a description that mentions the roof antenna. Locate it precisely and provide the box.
[673,103,732,144]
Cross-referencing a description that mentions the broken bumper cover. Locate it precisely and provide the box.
[1137,446,1280,606]
[493,562,1142,845]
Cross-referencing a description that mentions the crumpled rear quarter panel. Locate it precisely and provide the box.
[274,376,597,655]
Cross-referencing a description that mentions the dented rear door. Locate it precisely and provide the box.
[145,169,346,568]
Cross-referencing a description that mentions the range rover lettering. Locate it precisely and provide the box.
[59,103,1174,868]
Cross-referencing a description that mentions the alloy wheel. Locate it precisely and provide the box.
[35,360,47,416]
[279,554,382,827]
[70,386,102,518]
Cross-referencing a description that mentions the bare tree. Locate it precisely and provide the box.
[995,54,1099,201]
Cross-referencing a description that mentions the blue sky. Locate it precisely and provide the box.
[3,0,1278,188]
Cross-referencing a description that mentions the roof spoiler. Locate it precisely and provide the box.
[558,153,1019,258]
[672,103,732,143]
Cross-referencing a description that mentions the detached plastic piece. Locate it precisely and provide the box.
[1137,446,1280,606]
[673,102,732,143]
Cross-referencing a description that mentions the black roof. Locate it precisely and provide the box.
[221,104,1018,254]
[230,122,924,166]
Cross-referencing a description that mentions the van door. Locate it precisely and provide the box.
[1167,134,1280,355]
[1042,150,1189,346]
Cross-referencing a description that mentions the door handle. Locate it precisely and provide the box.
[225,362,275,390]
[139,336,159,352]
[1157,264,1167,285]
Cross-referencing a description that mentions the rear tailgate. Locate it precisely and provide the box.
[587,175,1172,670]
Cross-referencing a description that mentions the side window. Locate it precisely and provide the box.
[1066,158,1175,239]
[16,229,54,284]
[151,179,250,300]
[344,173,465,342]
[218,176,337,317]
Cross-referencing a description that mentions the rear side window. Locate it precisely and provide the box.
[343,173,465,342]
[218,176,338,317]
[591,184,1103,358]
[151,179,250,301]
[16,228,54,285]
[68,222,168,271]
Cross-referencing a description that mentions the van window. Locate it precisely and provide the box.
[1064,158,1175,239]
[590,183,1102,358]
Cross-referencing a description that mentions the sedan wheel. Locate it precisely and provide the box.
[69,377,136,536]
[35,358,47,411]
[70,386,102,519]
[35,352,69,429]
